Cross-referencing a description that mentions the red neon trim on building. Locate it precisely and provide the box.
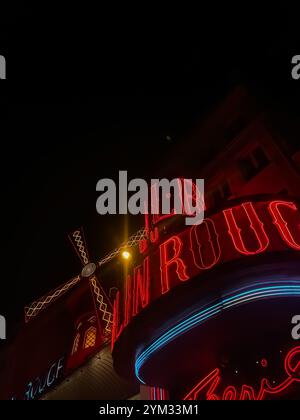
[261,358,268,368]
[223,386,237,400]
[149,386,168,400]
[240,385,256,400]
[150,227,159,244]
[150,181,181,226]
[182,178,205,215]
[111,291,124,350]
[159,235,189,295]
[268,201,300,251]
[223,202,270,255]
[189,218,221,270]
[112,200,300,348]
[139,239,148,254]
[133,257,150,316]
[183,346,300,400]
[124,275,133,327]
[183,368,221,400]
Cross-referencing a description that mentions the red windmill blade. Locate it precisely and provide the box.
[24,275,81,323]
[68,228,91,267]
[68,228,114,337]
[24,227,113,337]
[24,227,148,327]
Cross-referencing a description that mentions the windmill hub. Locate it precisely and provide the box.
[81,262,97,278]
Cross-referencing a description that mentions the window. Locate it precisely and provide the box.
[83,326,97,349]
[238,146,269,182]
[72,333,80,355]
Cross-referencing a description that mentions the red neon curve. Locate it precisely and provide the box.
[111,291,124,350]
[133,257,150,316]
[189,218,221,270]
[183,346,300,400]
[124,274,133,327]
[268,201,300,251]
[159,235,189,295]
[223,202,270,256]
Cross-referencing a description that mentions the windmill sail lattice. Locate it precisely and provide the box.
[24,275,81,323]
[68,228,90,266]
[24,227,148,324]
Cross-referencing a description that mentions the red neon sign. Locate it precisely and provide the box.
[269,201,300,251]
[223,202,269,255]
[124,275,133,327]
[111,291,123,349]
[112,200,300,347]
[183,346,300,400]
[133,257,150,316]
[149,178,205,227]
[159,235,190,295]
[190,218,221,270]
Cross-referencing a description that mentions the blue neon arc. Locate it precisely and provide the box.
[135,283,300,384]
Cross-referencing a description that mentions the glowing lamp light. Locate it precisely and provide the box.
[121,251,131,260]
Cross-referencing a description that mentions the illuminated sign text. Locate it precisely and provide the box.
[24,357,64,400]
[112,200,300,348]
[183,346,300,400]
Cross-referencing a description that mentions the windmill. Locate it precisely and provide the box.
[24,227,148,341]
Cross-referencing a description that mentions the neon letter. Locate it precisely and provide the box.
[111,291,124,350]
[124,275,133,327]
[268,201,300,250]
[133,257,150,316]
[223,202,269,255]
[190,218,221,269]
[160,235,189,294]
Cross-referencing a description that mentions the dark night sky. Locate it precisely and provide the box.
[0,5,299,334]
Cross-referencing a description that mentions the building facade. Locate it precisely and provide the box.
[1,86,299,400]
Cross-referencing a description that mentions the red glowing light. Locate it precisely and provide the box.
[149,386,168,400]
[159,235,189,294]
[124,275,133,327]
[183,368,221,401]
[189,218,221,270]
[133,257,150,316]
[112,200,300,350]
[150,180,181,226]
[150,227,159,244]
[268,201,300,251]
[111,291,124,350]
[181,178,205,216]
[223,202,269,256]
[183,346,300,400]
[261,359,268,368]
[223,386,237,400]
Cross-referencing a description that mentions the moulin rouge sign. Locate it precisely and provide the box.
[112,200,300,347]
[183,346,300,400]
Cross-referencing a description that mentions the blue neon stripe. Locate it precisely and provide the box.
[135,286,300,382]
[136,288,300,374]
[135,282,300,384]
[136,289,300,369]
[137,285,300,365]
[136,287,299,365]
[137,286,300,364]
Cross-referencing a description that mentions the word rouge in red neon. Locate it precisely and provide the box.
[183,346,300,400]
[112,200,300,348]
